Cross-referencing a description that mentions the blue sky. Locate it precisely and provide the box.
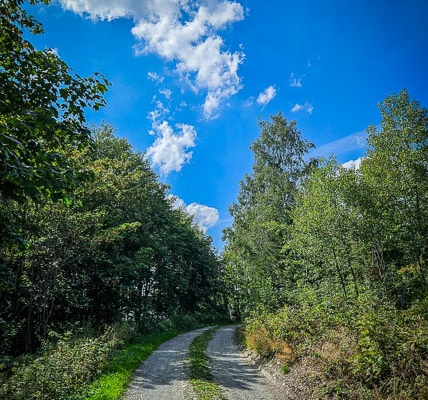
[27,0,428,250]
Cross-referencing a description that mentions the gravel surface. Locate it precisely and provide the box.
[124,325,309,400]
[123,327,212,400]
[207,325,286,400]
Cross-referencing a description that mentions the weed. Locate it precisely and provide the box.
[281,364,290,374]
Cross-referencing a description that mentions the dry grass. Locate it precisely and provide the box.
[244,326,295,364]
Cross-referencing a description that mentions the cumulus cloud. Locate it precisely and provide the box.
[186,203,220,232]
[291,102,313,114]
[256,85,276,108]
[145,121,197,174]
[59,0,245,119]
[169,196,219,232]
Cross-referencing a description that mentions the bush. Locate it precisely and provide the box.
[0,325,129,400]
[350,303,428,399]
[243,288,349,360]
[242,290,428,399]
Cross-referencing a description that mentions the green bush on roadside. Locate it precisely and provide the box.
[0,313,226,400]
[80,331,177,400]
[0,325,129,400]
[242,292,428,399]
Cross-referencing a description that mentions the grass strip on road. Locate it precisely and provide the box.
[78,331,177,400]
[188,327,226,400]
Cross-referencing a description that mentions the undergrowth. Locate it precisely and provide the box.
[0,324,128,400]
[78,331,177,400]
[242,291,428,399]
[0,313,214,400]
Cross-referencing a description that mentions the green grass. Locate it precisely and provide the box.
[188,327,226,400]
[78,331,177,400]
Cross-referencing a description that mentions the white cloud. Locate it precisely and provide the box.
[159,89,172,100]
[147,100,170,130]
[170,195,186,210]
[147,71,164,83]
[243,97,254,107]
[289,73,302,88]
[256,85,276,108]
[291,102,313,114]
[186,203,220,232]
[145,121,197,174]
[59,0,245,119]
[341,157,363,170]
[170,195,219,232]
[291,103,303,113]
[310,131,367,161]
[58,0,137,20]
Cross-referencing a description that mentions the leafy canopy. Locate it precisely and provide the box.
[0,0,109,202]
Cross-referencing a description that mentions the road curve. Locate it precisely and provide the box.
[123,326,212,400]
[207,325,285,400]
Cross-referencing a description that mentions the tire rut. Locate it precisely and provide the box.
[207,325,285,400]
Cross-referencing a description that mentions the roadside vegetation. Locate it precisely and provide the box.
[223,90,428,399]
[0,315,215,400]
[79,330,178,400]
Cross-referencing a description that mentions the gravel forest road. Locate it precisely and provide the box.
[123,325,287,400]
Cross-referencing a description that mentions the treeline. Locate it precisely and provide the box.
[1,0,224,361]
[223,90,428,398]
[1,126,224,357]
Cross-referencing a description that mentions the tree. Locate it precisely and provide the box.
[290,89,428,307]
[0,0,109,202]
[1,0,109,353]
[290,158,365,299]
[0,125,225,354]
[223,112,315,315]
[360,89,428,306]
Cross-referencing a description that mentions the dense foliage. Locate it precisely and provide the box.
[1,3,225,396]
[0,0,109,203]
[222,112,316,315]
[223,90,428,398]
[1,125,224,357]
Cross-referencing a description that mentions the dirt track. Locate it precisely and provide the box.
[123,325,288,399]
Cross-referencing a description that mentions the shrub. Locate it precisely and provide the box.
[242,290,428,399]
[243,288,349,361]
[350,303,428,399]
[0,325,128,400]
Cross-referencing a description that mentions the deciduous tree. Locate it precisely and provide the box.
[0,0,109,202]
[223,112,315,315]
